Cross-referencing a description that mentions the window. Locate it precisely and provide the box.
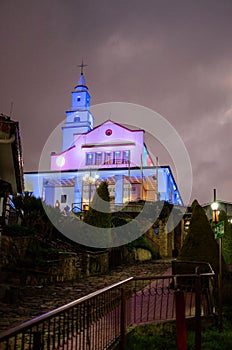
[114,151,121,164]
[95,152,102,165]
[104,152,112,164]
[77,96,81,102]
[105,129,112,136]
[61,194,67,204]
[74,116,80,123]
[122,150,130,164]
[86,152,94,165]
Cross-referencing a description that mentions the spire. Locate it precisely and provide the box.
[79,58,87,75]
[77,73,86,87]
[62,58,94,151]
[75,59,88,90]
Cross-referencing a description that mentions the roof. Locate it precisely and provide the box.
[74,73,88,90]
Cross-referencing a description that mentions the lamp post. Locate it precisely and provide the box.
[211,189,222,332]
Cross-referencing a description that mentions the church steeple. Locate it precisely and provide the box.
[71,60,90,110]
[75,59,88,89]
[61,60,94,151]
[76,72,87,89]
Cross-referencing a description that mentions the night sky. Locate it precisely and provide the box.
[1,0,232,205]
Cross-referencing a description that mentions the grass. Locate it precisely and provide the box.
[126,333,176,350]
[125,304,232,350]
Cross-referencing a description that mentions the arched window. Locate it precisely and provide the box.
[74,116,80,123]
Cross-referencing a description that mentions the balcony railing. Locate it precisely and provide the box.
[0,268,215,350]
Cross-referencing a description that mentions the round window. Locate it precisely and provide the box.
[105,129,112,136]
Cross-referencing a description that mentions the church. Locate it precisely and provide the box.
[24,66,183,212]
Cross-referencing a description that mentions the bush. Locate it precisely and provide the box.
[111,216,128,227]
[178,202,222,274]
[219,211,232,265]
[2,224,36,237]
[83,181,111,228]
[127,235,160,260]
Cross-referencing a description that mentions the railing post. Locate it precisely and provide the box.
[33,331,42,350]
[86,301,91,350]
[120,287,126,350]
[175,277,187,350]
[195,274,202,350]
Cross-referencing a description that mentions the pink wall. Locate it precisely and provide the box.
[51,121,149,171]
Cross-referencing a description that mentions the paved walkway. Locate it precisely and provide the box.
[0,260,171,332]
[0,261,213,350]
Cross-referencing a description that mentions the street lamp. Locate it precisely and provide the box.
[211,201,219,223]
[211,189,222,332]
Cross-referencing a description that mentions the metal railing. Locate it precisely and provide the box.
[0,269,215,350]
[71,202,146,214]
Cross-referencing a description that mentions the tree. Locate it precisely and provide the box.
[10,193,63,241]
[219,210,232,265]
[178,201,221,274]
[82,181,112,248]
[83,181,111,227]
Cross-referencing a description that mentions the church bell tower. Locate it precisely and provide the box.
[62,61,94,151]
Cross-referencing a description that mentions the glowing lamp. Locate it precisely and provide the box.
[83,174,89,181]
[211,201,219,223]
[211,202,219,211]
[56,156,65,167]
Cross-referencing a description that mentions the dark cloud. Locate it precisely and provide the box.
[1,0,232,204]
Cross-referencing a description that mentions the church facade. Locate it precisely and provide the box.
[24,69,183,212]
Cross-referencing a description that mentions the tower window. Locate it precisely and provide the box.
[74,116,80,123]
[77,96,81,102]
[86,152,94,165]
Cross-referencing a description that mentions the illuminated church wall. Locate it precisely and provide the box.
[24,68,183,210]
[51,120,150,172]
[24,165,181,211]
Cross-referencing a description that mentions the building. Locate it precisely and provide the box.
[0,113,24,226]
[0,114,24,194]
[24,68,183,212]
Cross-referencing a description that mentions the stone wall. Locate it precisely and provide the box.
[146,219,174,257]
[0,235,109,285]
[145,217,185,258]
[82,251,109,277]
[0,235,32,266]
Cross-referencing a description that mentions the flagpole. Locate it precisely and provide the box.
[141,154,143,200]
[128,157,131,201]
[156,156,159,201]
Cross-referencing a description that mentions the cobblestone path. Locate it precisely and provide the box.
[0,260,171,332]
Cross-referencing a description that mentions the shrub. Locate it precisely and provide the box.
[83,181,111,228]
[2,224,36,237]
[127,235,160,260]
[178,201,222,274]
[219,211,232,265]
